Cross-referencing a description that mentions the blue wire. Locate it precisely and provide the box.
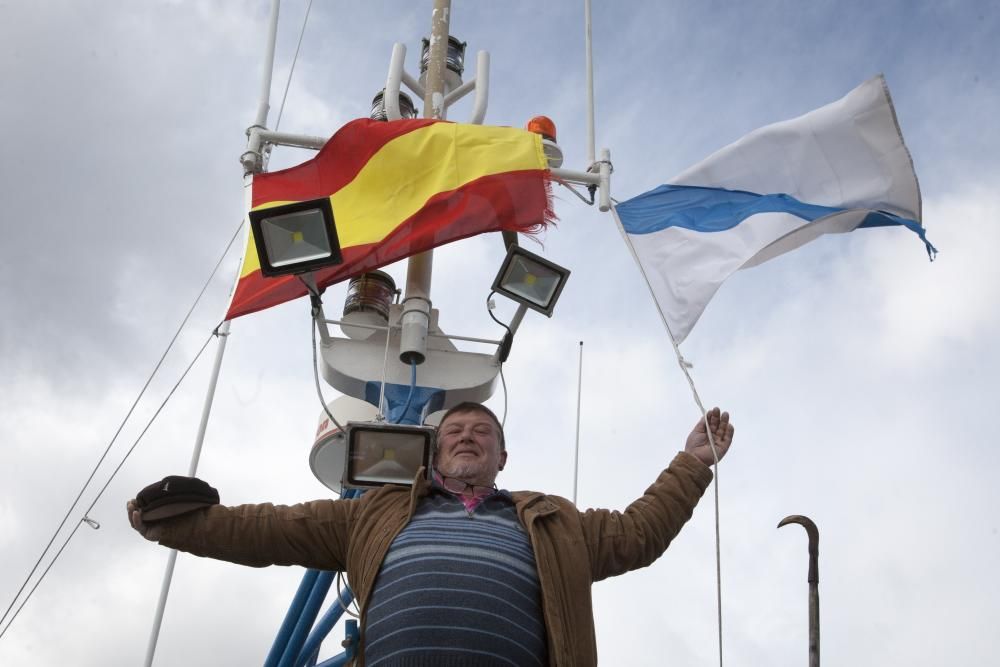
[395,360,417,424]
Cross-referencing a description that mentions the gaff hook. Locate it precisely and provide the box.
[778,514,820,667]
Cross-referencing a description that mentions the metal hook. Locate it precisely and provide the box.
[82,516,101,530]
[778,514,820,667]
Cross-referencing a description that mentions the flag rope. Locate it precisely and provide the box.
[611,206,726,667]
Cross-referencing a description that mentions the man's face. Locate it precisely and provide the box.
[434,409,507,485]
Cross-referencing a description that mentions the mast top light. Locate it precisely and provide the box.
[526,115,557,142]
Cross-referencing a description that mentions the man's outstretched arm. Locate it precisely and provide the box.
[581,407,735,581]
[126,497,356,571]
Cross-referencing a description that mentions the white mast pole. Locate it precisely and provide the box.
[143,1,280,663]
[399,0,451,365]
[572,341,583,505]
[142,322,231,667]
[584,0,596,166]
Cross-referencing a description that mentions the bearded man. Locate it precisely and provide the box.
[128,402,734,666]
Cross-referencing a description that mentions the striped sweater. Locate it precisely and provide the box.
[363,488,547,666]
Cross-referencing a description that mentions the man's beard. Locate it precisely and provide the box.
[438,459,489,483]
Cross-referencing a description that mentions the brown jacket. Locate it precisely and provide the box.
[158,451,713,665]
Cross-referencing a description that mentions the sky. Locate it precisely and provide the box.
[1,1,998,665]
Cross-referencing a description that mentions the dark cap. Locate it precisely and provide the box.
[136,475,220,522]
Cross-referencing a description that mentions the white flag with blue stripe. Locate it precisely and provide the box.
[613,75,935,344]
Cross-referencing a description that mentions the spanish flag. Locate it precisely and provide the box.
[226,118,553,320]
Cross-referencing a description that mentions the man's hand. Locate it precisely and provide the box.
[126,499,164,542]
[684,407,735,467]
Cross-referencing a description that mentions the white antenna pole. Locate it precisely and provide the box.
[143,0,280,661]
[584,0,596,165]
[572,341,583,505]
[254,0,281,128]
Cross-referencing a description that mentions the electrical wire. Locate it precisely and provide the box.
[310,308,345,435]
[0,331,216,641]
[498,363,508,428]
[376,326,392,422]
[486,292,512,427]
[486,292,513,337]
[552,174,595,206]
[0,219,242,633]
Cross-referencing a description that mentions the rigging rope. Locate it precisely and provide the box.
[4,0,309,641]
[262,0,314,172]
[0,220,243,634]
[273,0,313,132]
[610,206,726,667]
[0,331,216,641]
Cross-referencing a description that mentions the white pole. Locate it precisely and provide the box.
[242,0,282,174]
[468,51,490,125]
[399,0,452,365]
[143,320,232,666]
[584,0,596,165]
[255,0,281,128]
[572,341,583,505]
[144,0,279,660]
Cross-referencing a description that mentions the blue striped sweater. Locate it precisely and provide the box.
[363,488,548,666]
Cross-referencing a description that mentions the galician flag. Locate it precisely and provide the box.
[227,118,552,320]
[613,75,935,344]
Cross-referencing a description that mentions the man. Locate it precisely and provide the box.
[128,403,734,666]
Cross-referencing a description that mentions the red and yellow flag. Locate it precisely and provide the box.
[226,118,552,320]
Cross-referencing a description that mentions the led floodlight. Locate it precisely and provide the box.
[248,197,342,277]
[344,423,435,489]
[491,245,570,317]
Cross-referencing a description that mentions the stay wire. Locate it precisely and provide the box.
[0,219,243,632]
[273,0,312,133]
[262,0,313,172]
[0,331,216,642]
[610,206,726,667]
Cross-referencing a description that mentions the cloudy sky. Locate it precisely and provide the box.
[2,1,998,665]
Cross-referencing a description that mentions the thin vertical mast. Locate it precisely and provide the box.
[399,0,452,366]
[142,0,280,661]
[572,341,583,505]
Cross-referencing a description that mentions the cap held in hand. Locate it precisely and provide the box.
[136,475,220,522]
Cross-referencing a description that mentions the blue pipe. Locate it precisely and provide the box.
[316,620,359,667]
[294,586,355,667]
[394,360,418,423]
[264,569,321,667]
[278,570,335,667]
